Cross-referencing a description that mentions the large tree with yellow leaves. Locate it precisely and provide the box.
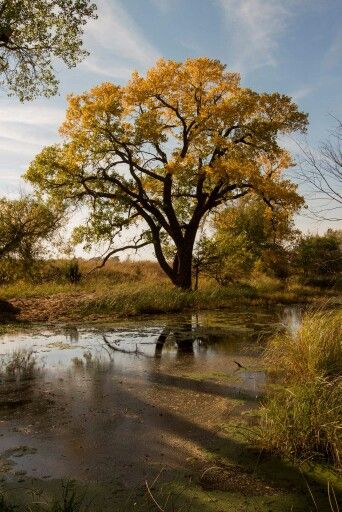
[26,58,308,289]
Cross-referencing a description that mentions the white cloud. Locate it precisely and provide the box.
[84,0,159,75]
[0,104,64,127]
[218,0,292,71]
[0,103,63,159]
[290,86,314,101]
[80,56,133,80]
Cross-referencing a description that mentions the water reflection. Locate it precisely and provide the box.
[155,321,195,356]
[63,326,79,343]
[0,306,303,485]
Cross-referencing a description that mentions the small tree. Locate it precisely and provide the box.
[0,0,97,100]
[65,259,82,284]
[293,230,342,287]
[0,195,64,268]
[197,232,254,285]
[26,58,307,289]
[199,196,299,283]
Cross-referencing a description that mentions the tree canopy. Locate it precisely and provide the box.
[197,195,299,284]
[26,57,308,289]
[294,230,342,287]
[0,0,97,100]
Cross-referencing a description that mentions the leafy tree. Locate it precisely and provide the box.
[215,196,298,250]
[293,230,342,287]
[26,58,307,289]
[196,196,298,284]
[196,232,254,286]
[0,0,97,100]
[0,196,64,265]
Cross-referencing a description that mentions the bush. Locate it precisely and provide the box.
[65,260,82,284]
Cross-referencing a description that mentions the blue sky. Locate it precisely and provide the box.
[0,0,341,235]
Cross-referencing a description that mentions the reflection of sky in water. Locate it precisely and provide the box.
[0,307,300,391]
[0,306,302,485]
[0,307,300,369]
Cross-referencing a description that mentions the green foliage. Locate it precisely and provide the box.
[198,196,298,283]
[294,230,342,287]
[259,310,342,468]
[0,0,97,100]
[0,196,65,278]
[197,232,255,285]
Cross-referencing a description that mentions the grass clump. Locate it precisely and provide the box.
[0,349,37,382]
[259,309,342,469]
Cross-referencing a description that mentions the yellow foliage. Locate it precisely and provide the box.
[25,57,308,288]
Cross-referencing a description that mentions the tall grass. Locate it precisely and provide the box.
[259,309,342,469]
[264,310,342,381]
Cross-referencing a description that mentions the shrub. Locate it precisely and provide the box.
[65,260,82,284]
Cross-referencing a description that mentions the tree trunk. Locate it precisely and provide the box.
[171,244,194,290]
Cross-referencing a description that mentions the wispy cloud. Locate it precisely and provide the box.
[82,0,160,78]
[80,57,133,80]
[0,104,64,127]
[218,0,292,71]
[0,103,64,159]
[290,85,314,102]
[325,30,342,68]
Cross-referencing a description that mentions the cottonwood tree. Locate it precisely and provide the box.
[26,58,308,289]
[0,0,97,100]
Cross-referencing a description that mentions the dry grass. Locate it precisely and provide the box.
[264,309,342,381]
[259,309,342,469]
[0,259,337,321]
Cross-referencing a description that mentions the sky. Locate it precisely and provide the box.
[0,0,341,249]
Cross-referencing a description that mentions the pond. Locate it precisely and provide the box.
[0,305,324,511]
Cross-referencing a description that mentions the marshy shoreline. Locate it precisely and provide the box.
[0,304,341,511]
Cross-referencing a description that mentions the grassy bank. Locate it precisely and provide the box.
[0,260,338,322]
[259,309,342,470]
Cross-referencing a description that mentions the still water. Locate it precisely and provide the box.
[0,306,298,490]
